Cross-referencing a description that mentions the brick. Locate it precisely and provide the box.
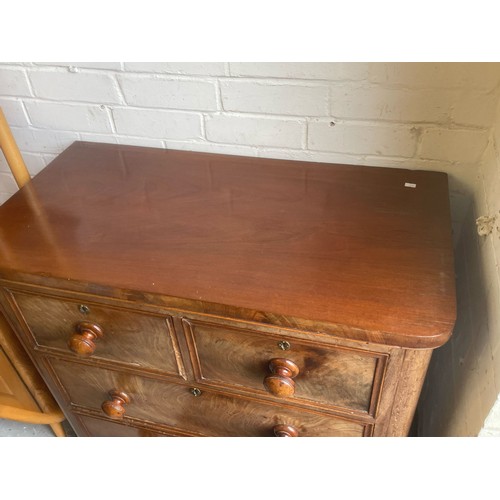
[492,226,500,280]
[163,140,259,158]
[115,136,165,148]
[419,128,489,163]
[80,133,164,149]
[0,171,19,192]
[10,127,79,153]
[0,151,41,177]
[480,137,500,214]
[480,395,500,431]
[42,154,58,165]
[0,98,29,126]
[78,133,118,144]
[118,75,217,111]
[112,108,202,140]
[255,148,362,165]
[29,70,122,104]
[484,279,500,363]
[0,67,31,96]
[308,120,417,157]
[452,91,499,128]
[1,62,33,67]
[229,62,368,80]
[35,62,122,71]
[0,192,13,205]
[329,86,454,123]
[479,428,500,436]
[0,154,8,172]
[220,81,328,116]
[494,101,500,146]
[22,153,47,176]
[205,115,304,148]
[474,145,493,215]
[25,101,112,133]
[369,62,500,91]
[123,63,226,76]
[493,340,500,395]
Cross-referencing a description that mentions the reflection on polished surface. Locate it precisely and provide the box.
[0,141,456,346]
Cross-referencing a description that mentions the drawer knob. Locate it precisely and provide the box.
[68,321,104,356]
[273,424,299,437]
[263,358,300,398]
[101,390,131,419]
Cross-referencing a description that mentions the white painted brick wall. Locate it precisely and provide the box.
[0,61,498,242]
[329,86,455,123]
[308,120,418,156]
[0,67,32,96]
[418,92,500,437]
[205,114,304,148]
[480,395,500,436]
[36,62,123,71]
[0,98,29,126]
[0,62,498,206]
[10,127,79,153]
[220,80,329,116]
[25,101,113,133]
[112,107,203,139]
[123,62,227,76]
[228,62,369,80]
[29,69,123,104]
[1,61,500,436]
[118,75,218,111]
[452,91,499,128]
[419,128,490,163]
[0,171,18,192]
[368,62,500,91]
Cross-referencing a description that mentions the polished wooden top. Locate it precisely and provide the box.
[0,142,456,347]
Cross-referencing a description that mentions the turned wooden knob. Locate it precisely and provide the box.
[101,390,131,419]
[273,424,299,437]
[68,321,104,356]
[263,358,300,398]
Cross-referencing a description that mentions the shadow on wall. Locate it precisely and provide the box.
[417,196,494,436]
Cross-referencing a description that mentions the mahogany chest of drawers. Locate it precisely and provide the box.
[0,142,456,437]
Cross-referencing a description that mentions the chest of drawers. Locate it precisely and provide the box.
[0,142,456,437]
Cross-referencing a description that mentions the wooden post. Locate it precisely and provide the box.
[0,107,31,188]
[0,108,67,436]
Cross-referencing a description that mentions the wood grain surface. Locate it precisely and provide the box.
[184,318,382,413]
[75,413,177,437]
[0,141,456,348]
[48,357,367,437]
[9,289,186,378]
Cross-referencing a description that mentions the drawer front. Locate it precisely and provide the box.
[75,414,176,437]
[48,358,367,437]
[9,290,186,378]
[184,319,386,414]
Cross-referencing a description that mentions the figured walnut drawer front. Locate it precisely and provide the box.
[48,358,367,437]
[183,319,386,414]
[76,414,177,437]
[9,290,185,378]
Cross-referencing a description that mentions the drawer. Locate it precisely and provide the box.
[48,358,369,437]
[183,319,387,415]
[75,414,176,437]
[8,290,186,378]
